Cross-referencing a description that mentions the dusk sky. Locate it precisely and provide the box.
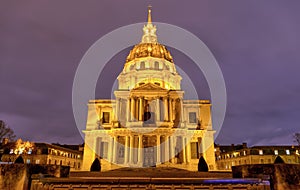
[1,1,300,146]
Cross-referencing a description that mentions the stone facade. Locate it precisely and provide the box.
[0,141,83,171]
[215,143,300,170]
[82,7,216,171]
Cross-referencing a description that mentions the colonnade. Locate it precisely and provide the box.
[115,96,184,123]
[105,134,194,165]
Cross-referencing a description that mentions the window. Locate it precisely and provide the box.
[35,159,40,164]
[260,159,264,164]
[26,159,31,164]
[9,149,13,154]
[154,82,160,86]
[140,61,145,70]
[274,150,278,155]
[259,150,263,155]
[243,150,247,156]
[189,112,197,123]
[130,65,135,70]
[102,112,110,123]
[286,149,290,155]
[48,159,51,164]
[28,148,32,154]
[165,64,169,70]
[191,142,199,159]
[154,61,159,69]
[118,146,124,158]
[100,142,108,159]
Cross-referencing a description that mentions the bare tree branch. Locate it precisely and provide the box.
[0,120,16,141]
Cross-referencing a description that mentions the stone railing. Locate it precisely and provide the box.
[30,177,269,190]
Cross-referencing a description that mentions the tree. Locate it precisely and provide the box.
[294,133,300,146]
[0,120,16,141]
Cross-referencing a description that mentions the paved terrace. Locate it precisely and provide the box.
[30,168,270,190]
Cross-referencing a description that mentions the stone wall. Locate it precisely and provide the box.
[0,164,70,190]
[232,164,300,190]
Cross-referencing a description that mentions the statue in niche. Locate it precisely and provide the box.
[196,119,202,130]
[143,103,154,124]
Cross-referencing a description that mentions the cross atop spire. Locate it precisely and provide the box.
[141,5,157,43]
[148,5,152,24]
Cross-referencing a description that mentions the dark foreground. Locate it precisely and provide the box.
[70,167,232,178]
[30,167,269,190]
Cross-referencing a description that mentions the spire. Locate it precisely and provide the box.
[141,5,157,43]
[148,5,152,24]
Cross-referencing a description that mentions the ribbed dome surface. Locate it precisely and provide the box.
[126,43,173,63]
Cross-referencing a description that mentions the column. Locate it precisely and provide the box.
[129,135,134,164]
[126,98,130,122]
[156,97,160,121]
[124,136,129,164]
[170,136,175,163]
[182,137,186,163]
[180,98,184,122]
[138,135,143,164]
[113,136,118,163]
[163,97,168,121]
[156,135,161,164]
[139,98,144,121]
[200,137,206,158]
[164,135,169,162]
[107,137,113,162]
[135,98,139,121]
[115,98,120,120]
[186,140,191,163]
[131,97,135,121]
[172,100,176,121]
[169,98,173,122]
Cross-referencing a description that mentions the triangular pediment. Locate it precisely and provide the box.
[132,83,167,91]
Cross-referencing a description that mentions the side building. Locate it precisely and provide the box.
[215,143,300,170]
[0,139,83,171]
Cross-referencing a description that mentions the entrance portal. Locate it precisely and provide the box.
[143,135,157,167]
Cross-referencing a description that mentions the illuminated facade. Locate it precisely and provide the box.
[215,143,300,170]
[82,7,216,171]
[0,139,83,171]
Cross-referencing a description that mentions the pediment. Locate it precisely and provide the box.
[132,83,167,91]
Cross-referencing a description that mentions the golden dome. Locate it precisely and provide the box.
[126,43,173,63]
[125,6,173,63]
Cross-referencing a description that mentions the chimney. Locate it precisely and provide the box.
[242,142,247,148]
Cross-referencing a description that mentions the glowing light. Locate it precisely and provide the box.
[14,139,35,155]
